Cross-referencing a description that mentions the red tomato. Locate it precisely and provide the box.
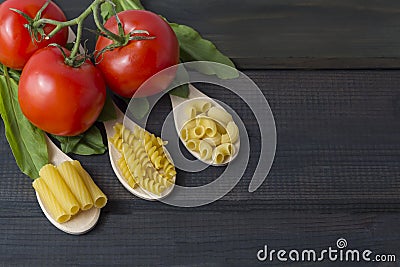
[18,47,106,136]
[0,0,68,70]
[95,10,179,98]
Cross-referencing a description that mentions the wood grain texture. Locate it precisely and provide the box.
[47,0,400,69]
[1,0,400,265]
[1,70,400,265]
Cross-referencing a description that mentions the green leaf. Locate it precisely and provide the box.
[128,97,150,120]
[168,64,190,98]
[118,0,144,11]
[169,23,239,79]
[100,1,118,22]
[52,125,106,156]
[0,66,48,179]
[169,84,189,98]
[101,0,144,22]
[97,92,116,122]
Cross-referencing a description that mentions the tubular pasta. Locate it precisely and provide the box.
[196,117,217,137]
[203,132,221,146]
[39,164,80,215]
[33,177,71,223]
[188,126,205,139]
[191,99,212,113]
[186,139,201,152]
[57,161,93,211]
[207,107,233,126]
[180,127,189,142]
[221,134,231,144]
[226,121,239,143]
[70,160,108,209]
[199,140,213,160]
[213,143,234,164]
[216,122,227,134]
[185,105,197,119]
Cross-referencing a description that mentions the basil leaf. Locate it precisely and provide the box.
[53,125,106,155]
[169,85,189,98]
[97,92,116,122]
[0,67,48,179]
[169,23,239,79]
[128,97,150,120]
[100,1,118,22]
[168,64,190,98]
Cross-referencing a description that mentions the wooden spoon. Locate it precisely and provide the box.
[35,135,100,235]
[104,101,175,200]
[169,84,240,166]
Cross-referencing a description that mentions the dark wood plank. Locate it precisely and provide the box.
[0,200,399,266]
[2,0,400,68]
[1,70,400,210]
[48,0,400,69]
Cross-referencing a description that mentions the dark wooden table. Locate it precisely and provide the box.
[1,1,400,266]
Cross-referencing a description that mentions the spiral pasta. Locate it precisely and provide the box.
[117,156,138,188]
[109,123,175,195]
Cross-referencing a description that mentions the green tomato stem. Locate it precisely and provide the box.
[70,22,83,60]
[33,0,106,65]
[92,3,125,44]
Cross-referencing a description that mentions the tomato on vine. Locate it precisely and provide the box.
[18,46,106,136]
[0,0,68,70]
[95,10,180,98]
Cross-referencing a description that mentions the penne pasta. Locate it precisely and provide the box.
[70,160,108,209]
[33,177,71,223]
[39,164,80,215]
[57,161,93,211]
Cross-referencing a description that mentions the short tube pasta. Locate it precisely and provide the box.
[197,117,217,137]
[179,99,239,164]
[226,121,239,143]
[185,105,197,119]
[191,99,212,113]
[207,107,233,126]
[70,160,108,209]
[186,139,200,151]
[39,164,80,215]
[212,143,234,164]
[58,161,93,211]
[33,177,71,223]
[216,143,234,156]
[203,132,222,146]
[199,140,213,160]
